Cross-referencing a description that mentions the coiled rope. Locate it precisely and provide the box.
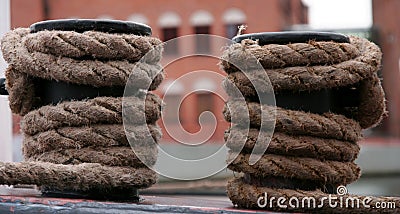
[221,35,398,213]
[0,27,164,197]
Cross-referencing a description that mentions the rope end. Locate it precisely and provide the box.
[236,25,247,36]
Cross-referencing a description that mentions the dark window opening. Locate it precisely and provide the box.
[280,0,293,26]
[300,1,308,24]
[194,25,211,53]
[225,23,243,39]
[162,27,178,55]
[196,92,214,123]
[163,94,182,123]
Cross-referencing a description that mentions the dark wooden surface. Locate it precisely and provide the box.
[0,187,274,214]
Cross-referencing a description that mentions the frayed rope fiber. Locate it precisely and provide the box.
[220,35,396,213]
[221,36,385,129]
[221,36,381,75]
[26,146,158,167]
[21,93,162,136]
[22,124,161,157]
[227,152,360,186]
[0,26,165,194]
[23,30,163,63]
[0,161,157,191]
[223,101,362,142]
[225,127,360,162]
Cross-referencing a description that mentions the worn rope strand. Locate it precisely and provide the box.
[225,127,360,162]
[224,101,362,142]
[227,152,360,185]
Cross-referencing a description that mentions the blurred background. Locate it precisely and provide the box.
[0,0,399,197]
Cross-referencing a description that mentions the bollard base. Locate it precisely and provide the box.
[41,186,141,202]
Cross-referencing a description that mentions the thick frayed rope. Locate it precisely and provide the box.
[221,36,381,76]
[221,38,362,71]
[4,66,37,115]
[224,101,362,142]
[1,28,164,88]
[0,161,157,191]
[1,28,165,115]
[222,69,385,129]
[227,152,360,186]
[26,146,158,167]
[221,35,390,213]
[22,124,161,157]
[23,30,163,63]
[21,93,162,136]
[228,178,400,213]
[0,26,164,191]
[225,127,360,162]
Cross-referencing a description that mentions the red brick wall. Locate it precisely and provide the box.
[10,0,307,142]
[11,0,44,28]
[12,0,307,33]
[373,0,400,137]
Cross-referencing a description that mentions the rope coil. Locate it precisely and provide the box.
[23,30,162,62]
[1,28,165,115]
[222,36,385,129]
[225,127,360,162]
[0,25,164,196]
[22,124,161,157]
[221,34,394,213]
[224,101,362,142]
[227,152,361,185]
[0,162,157,192]
[21,93,162,136]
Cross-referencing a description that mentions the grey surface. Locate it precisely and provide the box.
[348,143,400,196]
[348,175,400,197]
[355,144,400,175]
[10,136,400,197]
[0,193,268,214]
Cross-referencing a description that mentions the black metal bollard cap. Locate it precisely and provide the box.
[232,31,350,45]
[30,19,152,35]
[35,79,125,106]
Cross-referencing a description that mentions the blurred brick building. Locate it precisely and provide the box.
[10,0,308,144]
[372,0,400,137]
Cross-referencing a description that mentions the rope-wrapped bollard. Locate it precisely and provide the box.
[0,19,164,200]
[221,31,400,213]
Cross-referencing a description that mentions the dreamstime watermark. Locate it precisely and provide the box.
[257,186,397,210]
[122,34,276,180]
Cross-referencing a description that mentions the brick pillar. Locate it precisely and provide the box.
[373,0,400,137]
